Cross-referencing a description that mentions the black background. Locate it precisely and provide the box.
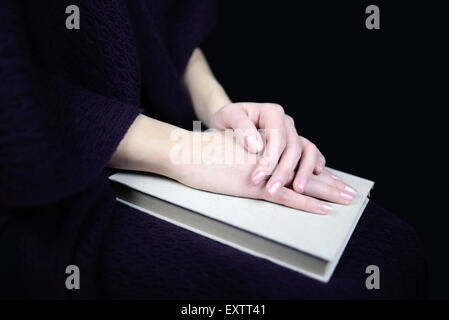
[203,1,447,298]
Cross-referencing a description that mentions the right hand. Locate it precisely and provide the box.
[172,130,357,214]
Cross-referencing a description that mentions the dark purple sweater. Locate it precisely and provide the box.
[0,0,426,299]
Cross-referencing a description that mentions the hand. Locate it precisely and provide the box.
[210,103,326,197]
[173,131,357,214]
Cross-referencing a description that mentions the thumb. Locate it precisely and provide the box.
[224,111,263,153]
[233,115,264,153]
[216,104,264,153]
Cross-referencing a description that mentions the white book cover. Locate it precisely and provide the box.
[109,168,374,282]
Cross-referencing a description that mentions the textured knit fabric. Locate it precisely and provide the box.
[0,0,426,299]
[102,198,426,299]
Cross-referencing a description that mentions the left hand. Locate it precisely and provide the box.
[210,102,328,196]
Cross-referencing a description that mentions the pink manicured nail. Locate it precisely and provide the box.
[268,181,281,196]
[252,171,265,184]
[340,192,354,203]
[295,177,307,193]
[331,174,342,181]
[344,185,357,196]
[318,203,332,214]
[245,135,263,152]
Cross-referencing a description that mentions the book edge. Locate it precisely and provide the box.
[112,183,333,282]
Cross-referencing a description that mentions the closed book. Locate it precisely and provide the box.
[109,168,373,282]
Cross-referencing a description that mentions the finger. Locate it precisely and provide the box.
[266,139,301,195]
[266,133,301,196]
[264,186,333,214]
[292,139,319,193]
[302,176,356,204]
[317,169,358,196]
[216,104,263,153]
[313,150,326,175]
[251,107,287,184]
[284,168,358,199]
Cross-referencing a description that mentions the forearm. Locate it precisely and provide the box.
[108,114,187,180]
[183,48,231,127]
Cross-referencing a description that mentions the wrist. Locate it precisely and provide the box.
[159,129,195,181]
[142,126,193,181]
[205,79,232,125]
[110,115,190,180]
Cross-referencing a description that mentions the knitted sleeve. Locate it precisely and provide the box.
[0,1,142,207]
[124,0,217,128]
[162,0,218,76]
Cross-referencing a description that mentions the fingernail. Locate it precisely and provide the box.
[246,135,263,152]
[268,181,281,196]
[344,185,357,196]
[252,171,265,184]
[340,191,354,203]
[295,177,307,193]
[318,203,332,214]
[331,174,341,181]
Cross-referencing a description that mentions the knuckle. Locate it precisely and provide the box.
[294,134,302,145]
[285,115,295,126]
[332,186,341,198]
[224,103,239,113]
[306,142,317,153]
[274,104,285,114]
[320,155,326,164]
[299,136,310,144]
[278,190,291,203]
[304,197,317,210]
[322,183,334,195]
[335,180,345,190]
[268,103,284,114]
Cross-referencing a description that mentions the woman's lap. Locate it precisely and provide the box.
[100,200,427,299]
